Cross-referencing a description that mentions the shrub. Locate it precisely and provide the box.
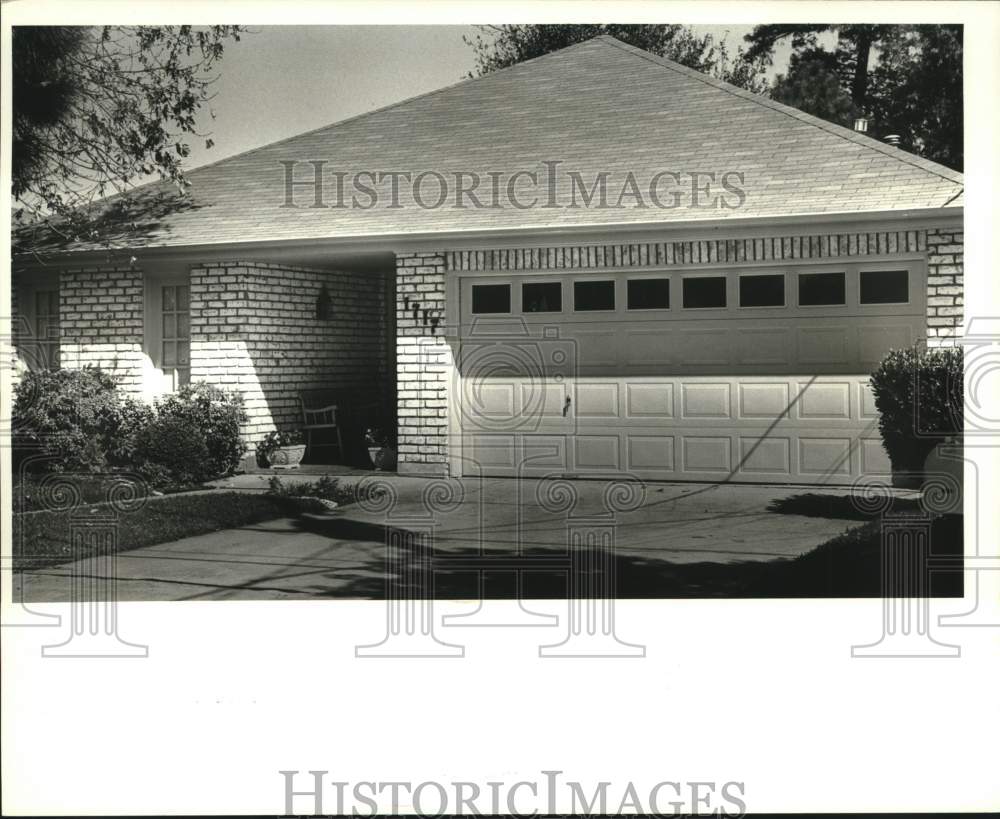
[134,415,212,488]
[108,398,157,466]
[12,368,121,472]
[870,345,963,473]
[154,383,247,478]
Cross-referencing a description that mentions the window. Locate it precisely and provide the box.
[574,280,615,311]
[860,270,909,304]
[627,278,670,310]
[34,290,60,369]
[522,282,562,313]
[161,284,191,387]
[798,272,845,306]
[472,284,510,314]
[682,276,727,309]
[739,274,785,307]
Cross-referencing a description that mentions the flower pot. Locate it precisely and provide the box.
[267,444,306,469]
[368,446,397,472]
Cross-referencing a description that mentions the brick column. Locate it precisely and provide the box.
[925,229,964,347]
[395,252,450,476]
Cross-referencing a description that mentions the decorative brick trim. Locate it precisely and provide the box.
[446,230,927,273]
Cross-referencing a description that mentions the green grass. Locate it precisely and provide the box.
[12,492,286,571]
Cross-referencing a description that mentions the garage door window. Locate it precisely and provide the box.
[682,276,727,309]
[739,274,785,307]
[522,281,562,312]
[798,271,845,306]
[860,270,909,304]
[472,284,511,314]
[574,280,615,311]
[627,278,670,310]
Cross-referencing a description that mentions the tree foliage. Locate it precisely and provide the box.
[771,51,858,127]
[12,25,244,248]
[744,24,962,169]
[465,24,769,93]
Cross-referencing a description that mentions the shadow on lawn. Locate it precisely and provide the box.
[288,512,964,600]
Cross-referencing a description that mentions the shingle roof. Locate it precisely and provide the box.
[19,35,963,254]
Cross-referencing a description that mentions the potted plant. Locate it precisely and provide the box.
[364,426,396,471]
[256,429,306,469]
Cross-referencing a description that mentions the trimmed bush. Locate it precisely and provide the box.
[153,383,247,479]
[134,415,212,488]
[870,346,963,473]
[12,368,121,472]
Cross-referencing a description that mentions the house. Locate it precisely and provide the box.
[10,35,964,484]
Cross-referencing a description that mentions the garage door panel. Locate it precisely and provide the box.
[739,382,791,419]
[738,436,792,476]
[623,329,674,367]
[735,328,793,365]
[683,436,733,473]
[798,326,850,364]
[796,381,852,420]
[626,383,674,418]
[681,382,732,419]
[574,435,621,471]
[798,437,853,476]
[626,435,675,473]
[574,382,620,418]
[675,329,732,366]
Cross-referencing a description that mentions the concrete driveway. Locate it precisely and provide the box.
[15,475,904,601]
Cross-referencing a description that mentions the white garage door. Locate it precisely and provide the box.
[456,260,924,484]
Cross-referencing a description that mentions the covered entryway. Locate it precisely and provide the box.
[455,259,925,484]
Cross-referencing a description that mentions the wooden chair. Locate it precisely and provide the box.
[299,393,343,463]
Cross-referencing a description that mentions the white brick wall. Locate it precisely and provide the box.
[190,261,392,441]
[58,266,146,395]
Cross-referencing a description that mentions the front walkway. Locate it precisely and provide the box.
[15,475,918,601]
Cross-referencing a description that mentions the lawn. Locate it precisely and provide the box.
[11,473,368,572]
[12,491,288,572]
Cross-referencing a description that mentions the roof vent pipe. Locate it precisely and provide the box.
[853,117,868,133]
[884,134,901,146]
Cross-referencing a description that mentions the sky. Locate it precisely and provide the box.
[183,25,805,171]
